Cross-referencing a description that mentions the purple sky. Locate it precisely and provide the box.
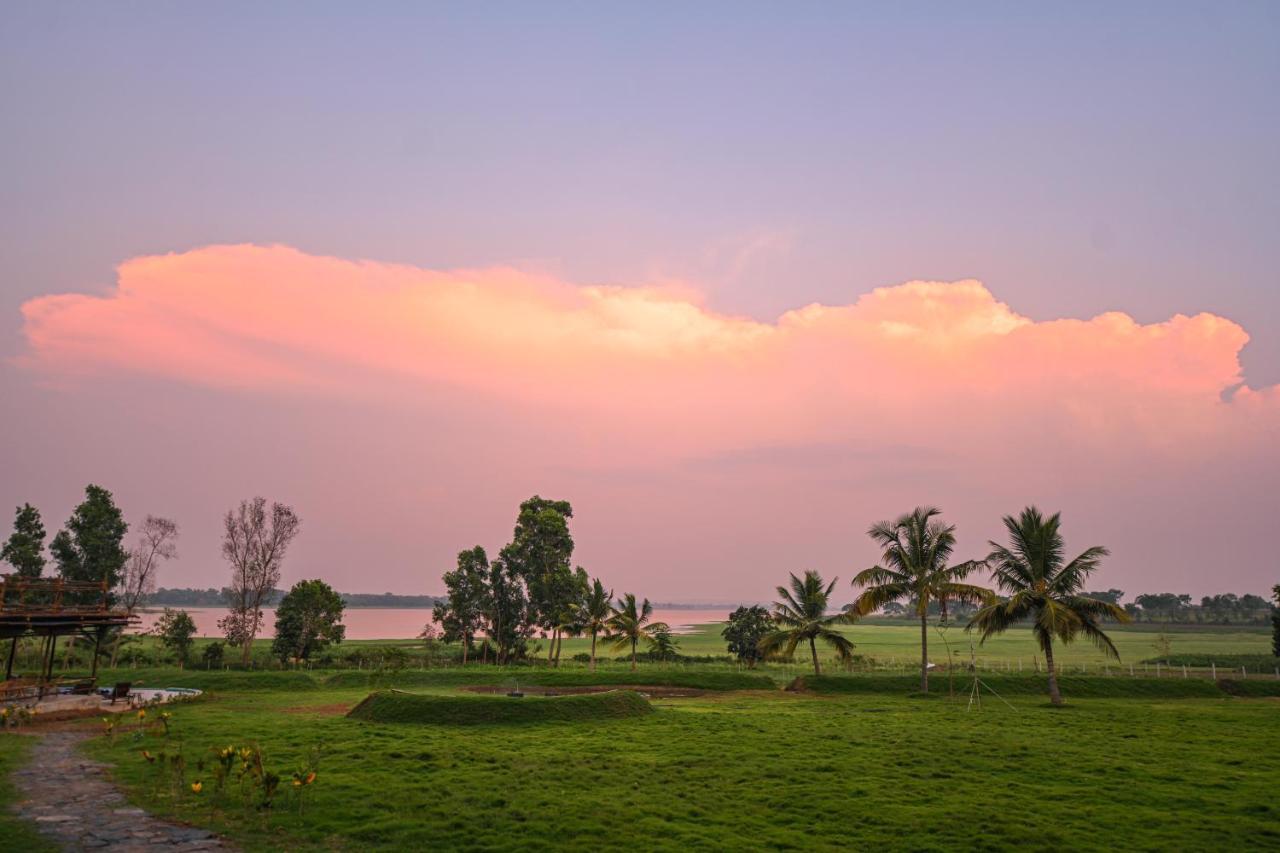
[1,3,1277,604]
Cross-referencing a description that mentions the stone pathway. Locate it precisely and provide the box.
[9,731,236,851]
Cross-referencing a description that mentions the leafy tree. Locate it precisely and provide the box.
[153,608,197,668]
[499,496,577,663]
[968,507,1128,705]
[483,557,535,664]
[647,623,679,661]
[579,577,613,671]
[606,593,656,671]
[2,503,47,578]
[759,571,855,677]
[433,547,489,664]
[851,507,990,693]
[721,605,775,667]
[201,640,225,669]
[1272,585,1280,659]
[220,497,300,664]
[272,579,346,663]
[50,484,129,605]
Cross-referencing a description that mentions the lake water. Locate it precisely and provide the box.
[135,607,731,640]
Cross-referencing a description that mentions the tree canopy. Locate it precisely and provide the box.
[1,503,46,579]
[272,579,346,662]
[51,484,129,604]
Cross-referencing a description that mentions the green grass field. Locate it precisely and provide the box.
[47,665,1280,851]
[4,622,1279,851]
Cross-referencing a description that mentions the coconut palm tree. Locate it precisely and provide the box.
[968,506,1128,705]
[580,577,613,672]
[606,593,655,671]
[851,507,991,693]
[758,571,854,677]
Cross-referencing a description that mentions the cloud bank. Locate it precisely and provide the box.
[13,244,1279,598]
[19,244,1274,454]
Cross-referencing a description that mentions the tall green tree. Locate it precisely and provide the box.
[50,485,128,605]
[2,503,46,579]
[499,496,577,663]
[851,507,990,693]
[579,577,612,671]
[606,593,656,671]
[433,546,489,664]
[968,506,1128,705]
[721,605,775,668]
[483,557,532,665]
[759,571,855,677]
[272,579,346,663]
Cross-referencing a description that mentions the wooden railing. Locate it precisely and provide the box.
[0,574,112,615]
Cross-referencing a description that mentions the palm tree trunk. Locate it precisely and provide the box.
[590,631,597,672]
[1044,642,1063,705]
[920,614,929,693]
[809,636,820,677]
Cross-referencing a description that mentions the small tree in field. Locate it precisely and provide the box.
[154,608,197,668]
[201,641,225,670]
[221,497,300,665]
[722,606,775,668]
[272,579,346,663]
[1271,584,1280,658]
[647,623,679,662]
[113,515,179,667]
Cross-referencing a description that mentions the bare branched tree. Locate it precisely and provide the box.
[111,515,179,667]
[220,497,301,665]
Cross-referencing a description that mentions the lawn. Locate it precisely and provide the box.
[66,666,1280,851]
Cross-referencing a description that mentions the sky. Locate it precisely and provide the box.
[1,2,1277,604]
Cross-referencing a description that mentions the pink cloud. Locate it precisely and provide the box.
[12,244,1278,599]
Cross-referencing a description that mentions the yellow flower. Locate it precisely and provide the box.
[191,781,203,794]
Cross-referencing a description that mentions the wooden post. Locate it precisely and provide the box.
[4,637,17,680]
[45,633,58,682]
[90,628,103,678]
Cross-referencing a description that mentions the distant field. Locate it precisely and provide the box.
[54,665,1280,851]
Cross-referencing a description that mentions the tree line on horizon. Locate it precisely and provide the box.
[4,487,1279,702]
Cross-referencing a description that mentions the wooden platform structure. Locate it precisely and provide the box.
[1,574,139,687]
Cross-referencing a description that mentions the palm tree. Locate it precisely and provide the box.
[580,578,613,672]
[758,571,855,677]
[851,507,991,693]
[606,593,655,671]
[968,506,1129,705]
